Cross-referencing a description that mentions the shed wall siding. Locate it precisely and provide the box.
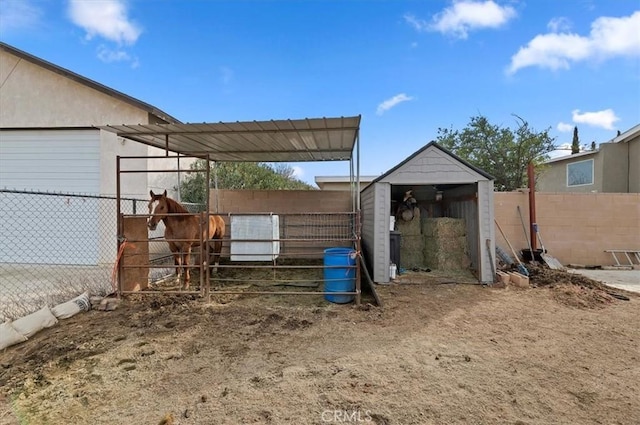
[360,184,376,280]
[477,180,495,282]
[361,183,392,283]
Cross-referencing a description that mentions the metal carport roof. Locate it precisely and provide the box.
[99,115,361,162]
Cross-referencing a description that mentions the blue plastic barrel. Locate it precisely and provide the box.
[323,247,356,303]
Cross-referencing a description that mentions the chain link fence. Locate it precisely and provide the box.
[0,189,148,321]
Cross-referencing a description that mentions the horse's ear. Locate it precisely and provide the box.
[150,190,155,198]
[162,190,167,197]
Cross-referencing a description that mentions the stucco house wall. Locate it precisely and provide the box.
[0,42,186,265]
[538,124,639,194]
[0,43,185,200]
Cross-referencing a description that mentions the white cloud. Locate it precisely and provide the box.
[96,45,139,68]
[408,0,516,39]
[508,11,640,74]
[557,122,574,132]
[404,14,428,32]
[0,0,43,33]
[547,17,572,33]
[376,93,414,115]
[97,45,129,62]
[68,0,142,45]
[571,109,619,130]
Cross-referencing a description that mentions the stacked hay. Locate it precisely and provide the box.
[396,207,423,269]
[422,218,471,271]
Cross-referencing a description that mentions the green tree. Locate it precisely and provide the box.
[435,114,556,191]
[177,160,315,204]
[571,126,580,154]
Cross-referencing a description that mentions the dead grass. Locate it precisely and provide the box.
[1,271,639,425]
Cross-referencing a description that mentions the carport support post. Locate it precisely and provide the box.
[204,154,211,299]
[355,211,362,306]
[116,155,123,296]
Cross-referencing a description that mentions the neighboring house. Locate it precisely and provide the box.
[314,175,377,191]
[537,124,640,193]
[0,42,185,264]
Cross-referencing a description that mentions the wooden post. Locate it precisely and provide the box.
[121,216,149,292]
[527,162,537,251]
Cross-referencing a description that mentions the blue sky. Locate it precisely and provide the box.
[1,0,639,186]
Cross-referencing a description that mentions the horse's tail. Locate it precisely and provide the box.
[208,214,226,240]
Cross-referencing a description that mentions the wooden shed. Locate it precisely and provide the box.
[361,142,495,284]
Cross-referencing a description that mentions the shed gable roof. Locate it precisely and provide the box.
[372,141,494,184]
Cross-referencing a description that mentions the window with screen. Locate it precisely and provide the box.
[567,159,594,186]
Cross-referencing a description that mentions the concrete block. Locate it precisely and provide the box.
[496,271,511,285]
[97,298,121,311]
[508,272,529,288]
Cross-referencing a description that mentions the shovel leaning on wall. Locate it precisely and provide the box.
[532,223,565,270]
[494,219,529,276]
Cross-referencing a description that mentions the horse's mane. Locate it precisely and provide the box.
[165,196,189,214]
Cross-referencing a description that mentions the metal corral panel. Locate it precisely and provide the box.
[0,130,101,265]
[361,182,391,283]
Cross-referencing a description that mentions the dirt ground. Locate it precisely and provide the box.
[1,268,639,425]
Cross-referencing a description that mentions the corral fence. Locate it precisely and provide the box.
[119,210,361,300]
[115,154,362,305]
[0,188,203,321]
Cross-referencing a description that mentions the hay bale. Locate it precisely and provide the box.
[400,234,426,269]
[422,217,466,238]
[396,207,421,236]
[423,236,471,271]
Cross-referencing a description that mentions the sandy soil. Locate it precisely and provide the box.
[1,269,639,425]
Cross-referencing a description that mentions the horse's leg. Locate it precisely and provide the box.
[183,245,192,290]
[211,239,222,274]
[169,242,182,283]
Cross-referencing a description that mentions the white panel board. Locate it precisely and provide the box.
[230,215,280,261]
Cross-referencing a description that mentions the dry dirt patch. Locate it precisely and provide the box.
[1,271,639,425]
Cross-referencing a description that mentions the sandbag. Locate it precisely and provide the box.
[12,306,58,338]
[51,291,91,319]
[0,321,27,350]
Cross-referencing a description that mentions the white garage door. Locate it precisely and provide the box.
[0,129,101,264]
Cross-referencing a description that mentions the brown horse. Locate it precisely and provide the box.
[147,190,226,289]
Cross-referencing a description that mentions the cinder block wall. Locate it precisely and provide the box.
[209,190,355,258]
[494,192,640,266]
[210,190,353,214]
[210,190,638,266]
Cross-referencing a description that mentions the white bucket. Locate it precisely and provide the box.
[390,263,397,279]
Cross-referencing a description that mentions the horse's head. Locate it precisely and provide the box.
[147,190,168,231]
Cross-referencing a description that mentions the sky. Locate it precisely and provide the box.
[1,0,639,186]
